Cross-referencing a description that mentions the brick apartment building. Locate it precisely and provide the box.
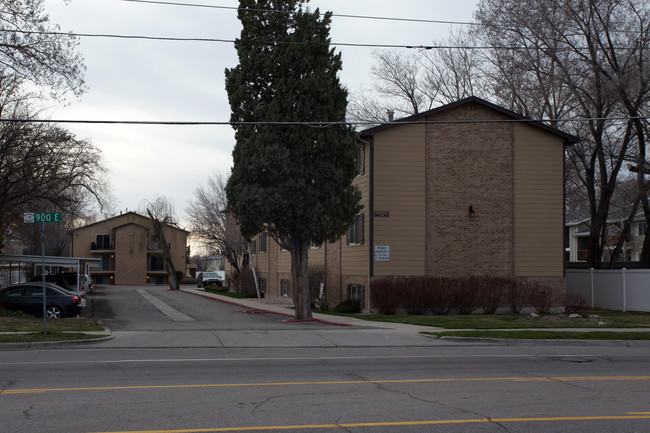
[246,97,578,311]
[69,212,188,285]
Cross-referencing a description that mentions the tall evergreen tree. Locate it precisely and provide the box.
[225,0,361,319]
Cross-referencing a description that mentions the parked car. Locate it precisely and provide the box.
[197,271,223,287]
[59,272,94,294]
[26,274,87,307]
[0,283,83,318]
[28,272,90,297]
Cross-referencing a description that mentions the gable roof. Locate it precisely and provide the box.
[70,211,189,234]
[358,96,580,145]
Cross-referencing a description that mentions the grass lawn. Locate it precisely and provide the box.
[0,331,106,343]
[425,330,650,340]
[0,314,105,343]
[325,311,650,329]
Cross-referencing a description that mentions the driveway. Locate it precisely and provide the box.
[81,285,455,348]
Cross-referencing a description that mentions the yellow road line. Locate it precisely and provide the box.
[86,415,650,433]
[2,376,650,395]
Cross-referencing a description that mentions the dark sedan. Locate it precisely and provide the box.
[0,283,83,318]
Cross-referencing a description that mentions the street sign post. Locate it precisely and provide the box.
[24,212,62,335]
[24,212,61,223]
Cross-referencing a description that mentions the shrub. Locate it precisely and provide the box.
[528,281,557,314]
[205,284,228,293]
[451,277,481,315]
[370,277,400,315]
[237,268,259,297]
[564,293,588,314]
[400,277,429,315]
[333,299,361,314]
[479,276,505,315]
[427,278,453,315]
[504,279,528,314]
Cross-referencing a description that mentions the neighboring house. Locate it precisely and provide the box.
[566,208,648,264]
[69,212,188,285]
[248,97,578,311]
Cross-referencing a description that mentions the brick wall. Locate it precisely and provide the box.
[114,224,147,285]
[426,102,515,277]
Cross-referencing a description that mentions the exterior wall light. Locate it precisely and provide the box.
[469,205,476,218]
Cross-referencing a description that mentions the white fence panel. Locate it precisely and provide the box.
[565,269,592,305]
[624,270,650,312]
[566,268,650,312]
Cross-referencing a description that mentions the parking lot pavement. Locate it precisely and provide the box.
[70,285,456,348]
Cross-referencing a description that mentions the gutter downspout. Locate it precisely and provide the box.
[357,133,374,311]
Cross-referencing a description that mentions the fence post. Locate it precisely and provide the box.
[622,268,626,313]
[590,268,594,309]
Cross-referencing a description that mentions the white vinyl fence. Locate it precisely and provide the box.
[566,269,650,312]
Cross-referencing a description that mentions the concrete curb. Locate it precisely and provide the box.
[433,335,650,347]
[0,334,114,350]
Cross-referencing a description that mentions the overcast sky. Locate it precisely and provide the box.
[41,0,478,231]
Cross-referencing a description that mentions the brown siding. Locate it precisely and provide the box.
[513,124,565,277]
[372,123,426,276]
[341,141,370,276]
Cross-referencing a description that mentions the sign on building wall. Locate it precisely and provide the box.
[374,245,390,262]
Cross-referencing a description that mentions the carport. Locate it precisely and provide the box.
[0,254,101,295]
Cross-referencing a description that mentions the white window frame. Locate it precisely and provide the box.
[281,279,290,297]
[347,214,364,246]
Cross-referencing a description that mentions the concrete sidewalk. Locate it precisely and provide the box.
[3,287,649,349]
[180,287,441,332]
[179,288,650,347]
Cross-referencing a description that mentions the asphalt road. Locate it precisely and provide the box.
[1,285,649,433]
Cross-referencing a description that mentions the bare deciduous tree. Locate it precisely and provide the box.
[186,173,260,295]
[0,0,86,99]
[144,196,180,291]
[0,75,111,250]
[348,30,484,125]
[475,0,650,268]
[357,0,650,268]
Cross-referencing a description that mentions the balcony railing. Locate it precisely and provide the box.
[91,242,114,251]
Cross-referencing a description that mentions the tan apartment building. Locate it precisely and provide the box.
[69,212,188,285]
[247,97,578,311]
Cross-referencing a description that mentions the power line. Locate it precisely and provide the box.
[0,116,647,126]
[5,29,639,51]
[1,29,493,50]
[119,0,480,27]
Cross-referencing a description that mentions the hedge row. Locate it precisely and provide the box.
[370,276,585,315]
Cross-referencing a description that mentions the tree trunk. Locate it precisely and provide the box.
[290,238,312,320]
[161,233,179,290]
[246,243,261,298]
[608,197,640,268]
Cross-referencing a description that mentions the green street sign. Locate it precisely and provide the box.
[24,212,61,223]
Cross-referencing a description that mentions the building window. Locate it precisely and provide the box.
[281,279,290,297]
[259,278,267,294]
[346,214,364,245]
[280,234,290,252]
[101,255,111,271]
[95,234,111,250]
[347,284,365,309]
[250,239,256,255]
[259,233,267,253]
[150,255,164,271]
[356,143,365,175]
[639,223,647,236]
